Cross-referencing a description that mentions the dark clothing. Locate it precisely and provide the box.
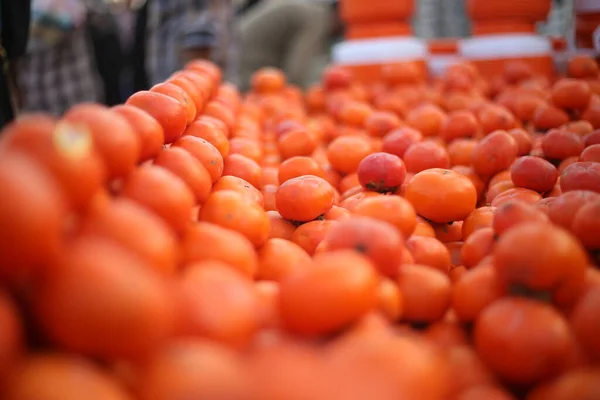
[0,0,31,129]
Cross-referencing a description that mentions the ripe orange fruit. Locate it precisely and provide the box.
[357,152,407,193]
[403,141,451,173]
[120,165,195,234]
[292,219,337,255]
[153,147,213,204]
[0,291,23,382]
[126,91,187,144]
[440,110,479,141]
[267,210,296,240]
[251,67,286,94]
[352,195,417,238]
[35,237,176,359]
[0,115,106,210]
[474,297,572,386]
[178,263,259,347]
[63,103,140,178]
[180,222,258,278]
[112,105,165,162]
[396,264,452,323]
[327,135,373,175]
[279,250,379,336]
[381,127,423,158]
[172,136,224,183]
[321,217,405,277]
[79,198,178,275]
[136,339,247,400]
[4,354,133,400]
[405,104,446,137]
[150,82,197,123]
[258,238,312,283]
[551,78,592,110]
[472,130,518,178]
[278,156,325,184]
[182,118,230,158]
[406,236,451,273]
[199,190,270,248]
[452,264,504,323]
[364,111,402,137]
[406,169,477,223]
[510,156,558,193]
[494,222,588,306]
[0,151,67,282]
[223,154,262,188]
[212,175,264,206]
[276,175,335,222]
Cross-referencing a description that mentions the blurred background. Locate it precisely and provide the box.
[0,0,579,120]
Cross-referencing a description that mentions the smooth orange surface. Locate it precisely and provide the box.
[340,60,428,84]
[467,0,551,22]
[470,55,555,81]
[340,0,414,25]
[346,23,412,40]
[472,20,537,35]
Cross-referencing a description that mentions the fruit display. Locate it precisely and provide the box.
[1,54,600,400]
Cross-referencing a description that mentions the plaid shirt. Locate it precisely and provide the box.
[16,1,104,116]
[146,0,239,86]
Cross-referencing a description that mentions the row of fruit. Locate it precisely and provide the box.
[0,53,600,399]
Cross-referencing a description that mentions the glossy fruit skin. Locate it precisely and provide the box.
[0,151,67,282]
[79,198,178,276]
[492,200,549,237]
[472,130,518,178]
[560,162,600,193]
[352,195,417,238]
[542,129,585,161]
[570,287,600,362]
[382,127,422,158]
[34,237,176,359]
[1,115,106,211]
[275,175,335,222]
[547,190,600,229]
[63,103,141,179]
[571,200,600,250]
[199,190,270,248]
[406,169,477,224]
[321,217,405,277]
[180,222,259,278]
[4,354,134,400]
[154,147,213,204]
[136,339,247,400]
[357,152,406,193]
[403,141,450,173]
[452,264,504,323]
[475,297,572,386]
[178,263,259,347]
[493,222,588,307]
[396,264,452,323]
[510,156,558,193]
[126,91,187,144]
[120,165,195,234]
[279,250,379,336]
[112,105,165,162]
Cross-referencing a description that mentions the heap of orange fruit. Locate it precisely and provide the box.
[1,54,600,400]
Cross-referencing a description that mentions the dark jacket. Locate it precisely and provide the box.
[1,0,31,129]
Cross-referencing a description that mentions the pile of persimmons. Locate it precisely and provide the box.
[1,53,600,400]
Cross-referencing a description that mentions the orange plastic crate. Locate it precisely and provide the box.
[340,0,414,25]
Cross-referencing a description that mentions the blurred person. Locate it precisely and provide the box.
[16,0,104,116]
[541,0,573,37]
[145,0,239,86]
[237,0,340,91]
[413,0,470,39]
[0,0,31,128]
